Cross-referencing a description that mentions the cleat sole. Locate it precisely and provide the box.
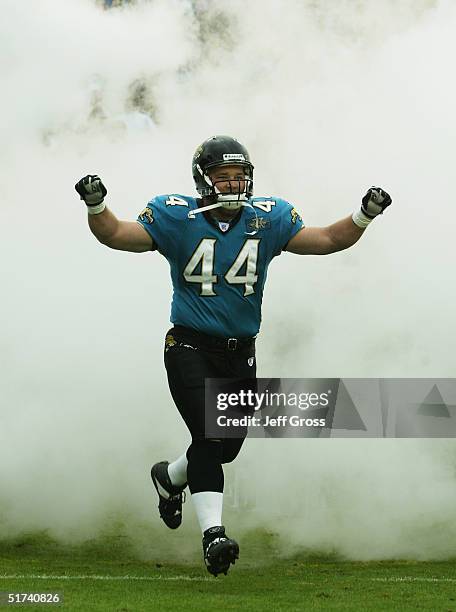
[151,462,185,530]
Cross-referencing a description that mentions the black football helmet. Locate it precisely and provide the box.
[192,135,254,210]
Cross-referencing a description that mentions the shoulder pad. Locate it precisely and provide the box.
[250,196,290,216]
[154,194,195,209]
[147,194,197,219]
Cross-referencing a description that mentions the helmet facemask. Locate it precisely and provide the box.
[202,164,254,211]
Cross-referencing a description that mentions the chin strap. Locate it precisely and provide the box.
[188,201,228,219]
[243,200,259,236]
[188,200,259,236]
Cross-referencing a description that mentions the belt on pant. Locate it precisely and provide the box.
[171,325,256,351]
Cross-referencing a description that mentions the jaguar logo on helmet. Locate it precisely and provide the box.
[193,144,204,162]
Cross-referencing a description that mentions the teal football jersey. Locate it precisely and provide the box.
[137,195,304,337]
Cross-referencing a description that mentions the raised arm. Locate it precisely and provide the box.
[285,187,392,255]
[75,175,153,253]
[286,216,364,255]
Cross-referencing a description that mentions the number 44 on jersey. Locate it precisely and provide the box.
[184,238,260,297]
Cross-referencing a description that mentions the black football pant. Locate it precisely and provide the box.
[164,326,257,494]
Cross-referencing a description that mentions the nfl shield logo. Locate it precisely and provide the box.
[248,357,254,366]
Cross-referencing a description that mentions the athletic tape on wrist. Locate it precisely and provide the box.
[352,209,373,228]
[87,201,106,215]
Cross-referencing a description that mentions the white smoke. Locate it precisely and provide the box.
[1,0,456,561]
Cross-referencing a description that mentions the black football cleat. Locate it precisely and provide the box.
[151,461,186,530]
[203,526,239,577]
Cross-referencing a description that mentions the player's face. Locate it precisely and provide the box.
[208,165,247,195]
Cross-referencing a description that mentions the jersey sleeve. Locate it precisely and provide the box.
[273,199,305,256]
[136,195,184,256]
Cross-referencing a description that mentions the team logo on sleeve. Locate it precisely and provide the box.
[246,217,270,232]
[139,207,154,224]
[290,208,302,225]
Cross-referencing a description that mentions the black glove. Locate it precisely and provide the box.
[361,187,392,219]
[75,175,107,207]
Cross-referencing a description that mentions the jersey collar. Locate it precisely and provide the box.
[197,199,244,234]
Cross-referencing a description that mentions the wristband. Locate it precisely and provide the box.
[352,209,373,228]
[87,201,106,215]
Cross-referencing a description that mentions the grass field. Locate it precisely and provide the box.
[1,531,456,611]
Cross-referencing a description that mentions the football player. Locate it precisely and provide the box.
[75,135,391,576]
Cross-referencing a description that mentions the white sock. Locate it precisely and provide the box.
[192,492,223,534]
[167,453,188,487]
